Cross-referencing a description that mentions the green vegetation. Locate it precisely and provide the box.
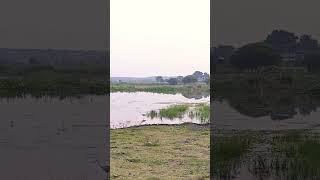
[111,84,178,94]
[212,130,320,179]
[229,42,280,71]
[111,83,209,100]
[146,103,210,123]
[269,132,320,179]
[158,104,189,119]
[0,77,107,98]
[192,103,210,121]
[111,83,209,93]
[212,134,254,179]
[110,124,210,179]
[0,69,108,98]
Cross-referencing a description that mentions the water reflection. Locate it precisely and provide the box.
[111,92,209,129]
[214,81,320,130]
[213,74,320,179]
[0,95,108,180]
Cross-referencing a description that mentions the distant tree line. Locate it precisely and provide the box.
[212,29,320,72]
[156,71,210,85]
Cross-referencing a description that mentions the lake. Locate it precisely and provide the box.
[0,95,108,180]
[213,98,320,179]
[213,100,320,131]
[111,92,210,129]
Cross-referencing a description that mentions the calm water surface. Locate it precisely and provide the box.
[213,100,320,131]
[0,95,108,180]
[111,92,210,129]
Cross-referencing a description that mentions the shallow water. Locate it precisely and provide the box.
[213,99,320,179]
[111,92,210,129]
[0,95,108,180]
[213,100,320,131]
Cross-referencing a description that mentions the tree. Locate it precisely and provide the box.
[303,52,320,72]
[229,43,281,71]
[299,35,318,52]
[264,30,298,53]
[155,76,164,83]
[177,76,183,83]
[204,75,210,85]
[182,75,198,84]
[167,78,178,85]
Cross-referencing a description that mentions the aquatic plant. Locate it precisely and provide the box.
[159,104,189,119]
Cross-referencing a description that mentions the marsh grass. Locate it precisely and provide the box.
[110,84,209,95]
[0,72,107,98]
[147,104,190,120]
[214,130,320,179]
[212,134,256,179]
[268,132,320,179]
[147,103,210,123]
[159,104,189,119]
[192,103,210,122]
[110,84,178,93]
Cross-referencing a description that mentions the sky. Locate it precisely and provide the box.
[0,0,108,50]
[110,0,210,77]
[211,0,320,47]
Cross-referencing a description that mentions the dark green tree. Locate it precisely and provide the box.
[155,76,164,83]
[229,43,281,72]
[182,75,198,84]
[167,78,178,85]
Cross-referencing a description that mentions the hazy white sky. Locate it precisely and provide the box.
[111,0,210,77]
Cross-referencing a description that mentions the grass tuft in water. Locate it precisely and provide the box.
[193,103,210,122]
[159,104,189,119]
[212,134,256,180]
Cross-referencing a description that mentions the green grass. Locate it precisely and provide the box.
[193,103,210,122]
[110,83,209,95]
[0,70,108,98]
[110,84,178,93]
[269,132,320,179]
[212,130,320,179]
[110,124,210,179]
[212,134,256,179]
[147,103,210,123]
[159,105,189,119]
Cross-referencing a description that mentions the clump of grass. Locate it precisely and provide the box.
[193,103,210,122]
[146,110,158,119]
[159,104,189,119]
[212,135,254,180]
[144,136,160,147]
[269,132,320,179]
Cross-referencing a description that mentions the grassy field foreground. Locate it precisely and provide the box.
[110,124,210,179]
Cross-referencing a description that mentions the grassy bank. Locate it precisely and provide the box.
[110,124,210,179]
[111,83,209,95]
[0,70,108,98]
